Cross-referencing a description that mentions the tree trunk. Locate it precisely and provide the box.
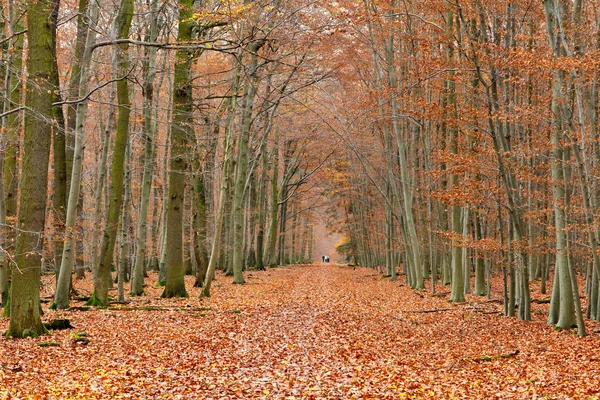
[474,213,486,296]
[231,41,264,283]
[118,143,132,302]
[53,0,99,309]
[6,0,54,337]
[201,74,240,297]
[447,10,464,303]
[90,75,115,274]
[162,0,195,299]
[131,0,159,296]
[255,139,269,271]
[50,0,67,278]
[89,0,134,307]
[264,143,279,267]
[192,167,209,287]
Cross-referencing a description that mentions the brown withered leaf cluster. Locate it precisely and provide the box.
[1,265,600,399]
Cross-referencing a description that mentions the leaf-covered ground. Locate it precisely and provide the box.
[1,264,600,399]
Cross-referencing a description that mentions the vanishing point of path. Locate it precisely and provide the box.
[2,264,600,398]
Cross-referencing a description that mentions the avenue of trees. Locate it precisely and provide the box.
[2,0,600,339]
[326,0,600,336]
[1,0,330,337]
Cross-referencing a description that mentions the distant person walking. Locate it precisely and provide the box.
[322,255,325,263]
[325,256,330,263]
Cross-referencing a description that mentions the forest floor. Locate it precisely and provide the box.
[1,264,600,399]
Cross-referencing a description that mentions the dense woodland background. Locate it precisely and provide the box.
[2,0,600,339]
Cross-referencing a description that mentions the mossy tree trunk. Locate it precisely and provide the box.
[6,0,54,338]
[162,0,195,298]
[231,40,264,284]
[90,0,134,307]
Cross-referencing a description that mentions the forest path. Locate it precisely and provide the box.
[2,264,600,398]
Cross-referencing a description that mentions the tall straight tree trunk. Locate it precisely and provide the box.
[447,10,464,303]
[264,143,280,267]
[231,41,264,284]
[162,0,195,298]
[90,75,115,273]
[458,0,531,317]
[2,1,24,312]
[543,0,584,334]
[192,165,209,287]
[365,4,402,282]
[255,139,269,271]
[0,142,6,308]
[474,213,486,296]
[131,0,159,296]
[53,0,99,309]
[89,0,134,306]
[386,12,423,289]
[158,120,171,285]
[53,0,89,279]
[548,93,575,329]
[6,0,54,337]
[0,76,6,304]
[51,0,67,277]
[0,13,6,308]
[462,208,471,294]
[118,143,132,302]
[201,73,240,297]
[65,0,90,190]
[277,197,287,266]
[0,1,22,308]
[3,0,24,221]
